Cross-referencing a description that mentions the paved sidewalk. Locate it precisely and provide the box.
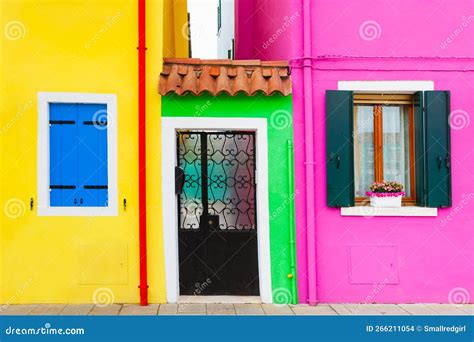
[0,303,471,316]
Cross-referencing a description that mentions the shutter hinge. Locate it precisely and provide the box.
[83,185,108,189]
[49,120,75,125]
[83,120,107,126]
[50,185,76,189]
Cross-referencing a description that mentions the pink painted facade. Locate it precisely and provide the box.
[236,0,474,303]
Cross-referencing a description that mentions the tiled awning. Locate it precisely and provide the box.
[159,58,291,96]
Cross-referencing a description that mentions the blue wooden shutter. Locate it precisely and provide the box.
[77,104,108,207]
[424,91,452,207]
[49,103,78,206]
[326,90,355,207]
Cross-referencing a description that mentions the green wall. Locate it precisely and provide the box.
[162,92,297,304]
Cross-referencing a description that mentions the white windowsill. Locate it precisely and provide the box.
[340,206,438,217]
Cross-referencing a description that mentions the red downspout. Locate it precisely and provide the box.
[138,0,148,306]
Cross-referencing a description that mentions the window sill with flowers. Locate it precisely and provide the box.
[340,206,437,217]
[341,180,438,217]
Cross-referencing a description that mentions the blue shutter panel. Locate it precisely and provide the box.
[326,90,355,207]
[49,108,62,206]
[77,104,108,207]
[49,103,78,206]
[96,106,109,207]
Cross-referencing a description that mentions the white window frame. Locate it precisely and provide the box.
[37,92,118,216]
[161,117,273,303]
[338,80,437,217]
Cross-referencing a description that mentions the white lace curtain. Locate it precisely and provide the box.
[354,104,410,197]
[354,105,374,197]
[382,105,410,196]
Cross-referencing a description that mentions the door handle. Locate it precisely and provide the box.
[200,214,220,231]
[437,155,442,170]
[329,153,341,170]
[175,167,185,194]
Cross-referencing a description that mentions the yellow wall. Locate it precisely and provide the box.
[1,0,187,304]
[163,0,189,57]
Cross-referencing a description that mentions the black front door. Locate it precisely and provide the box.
[177,131,259,296]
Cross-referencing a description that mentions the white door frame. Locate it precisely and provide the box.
[161,117,272,303]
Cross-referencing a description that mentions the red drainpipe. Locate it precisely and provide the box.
[138,0,148,306]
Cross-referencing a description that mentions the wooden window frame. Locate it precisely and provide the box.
[354,94,416,206]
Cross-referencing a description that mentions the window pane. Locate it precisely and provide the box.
[382,105,411,197]
[354,105,374,197]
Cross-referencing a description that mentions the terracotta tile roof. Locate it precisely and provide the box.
[159,58,291,96]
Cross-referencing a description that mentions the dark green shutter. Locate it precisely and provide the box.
[413,91,426,206]
[424,91,452,207]
[326,90,355,207]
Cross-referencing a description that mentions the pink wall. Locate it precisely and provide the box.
[237,0,474,303]
[235,0,301,60]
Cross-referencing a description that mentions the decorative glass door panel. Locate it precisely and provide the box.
[177,131,259,296]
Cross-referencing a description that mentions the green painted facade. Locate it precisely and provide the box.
[162,92,297,304]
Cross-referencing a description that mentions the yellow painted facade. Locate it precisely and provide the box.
[0,0,188,304]
[163,0,190,58]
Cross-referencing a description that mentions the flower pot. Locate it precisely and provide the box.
[370,195,402,208]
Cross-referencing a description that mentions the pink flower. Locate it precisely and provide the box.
[366,191,405,197]
[366,180,405,196]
